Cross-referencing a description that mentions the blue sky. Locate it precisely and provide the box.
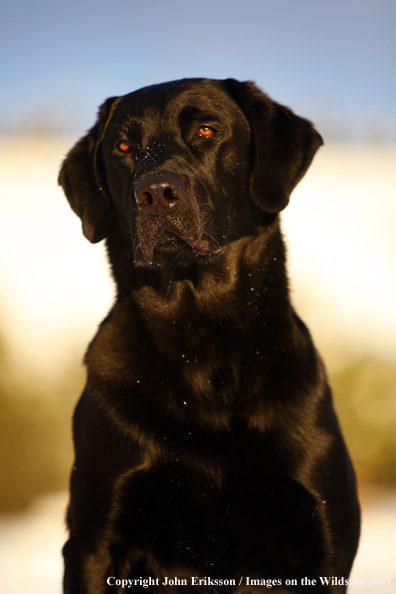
[1,0,395,139]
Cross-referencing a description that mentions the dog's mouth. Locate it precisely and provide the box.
[131,213,221,268]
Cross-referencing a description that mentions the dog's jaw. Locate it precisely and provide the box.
[130,203,223,268]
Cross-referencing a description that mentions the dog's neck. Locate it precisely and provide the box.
[84,218,303,432]
[102,219,292,350]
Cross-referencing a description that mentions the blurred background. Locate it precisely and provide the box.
[0,1,395,591]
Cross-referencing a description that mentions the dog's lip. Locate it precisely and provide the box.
[158,230,185,247]
[156,230,209,254]
[146,230,221,265]
[162,229,201,245]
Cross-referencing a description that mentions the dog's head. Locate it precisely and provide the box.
[59,79,322,267]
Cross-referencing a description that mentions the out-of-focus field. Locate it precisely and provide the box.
[0,136,395,591]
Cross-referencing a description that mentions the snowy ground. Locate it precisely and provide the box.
[349,488,396,593]
[0,488,395,593]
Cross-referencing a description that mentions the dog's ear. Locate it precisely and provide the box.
[225,79,323,214]
[58,96,119,243]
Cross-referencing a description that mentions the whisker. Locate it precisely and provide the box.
[202,231,221,251]
[165,261,176,297]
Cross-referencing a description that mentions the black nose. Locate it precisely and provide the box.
[134,172,184,215]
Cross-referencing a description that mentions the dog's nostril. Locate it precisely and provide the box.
[163,188,175,201]
[142,192,153,205]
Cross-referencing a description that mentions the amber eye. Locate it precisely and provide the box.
[197,126,216,138]
[117,140,132,153]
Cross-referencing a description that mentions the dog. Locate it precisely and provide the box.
[59,78,360,593]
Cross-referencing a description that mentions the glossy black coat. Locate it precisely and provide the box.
[59,78,360,593]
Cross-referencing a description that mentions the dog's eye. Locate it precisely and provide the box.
[117,140,132,153]
[197,126,216,138]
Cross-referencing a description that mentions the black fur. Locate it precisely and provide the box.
[59,78,360,593]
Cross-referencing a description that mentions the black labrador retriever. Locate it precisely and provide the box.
[59,78,360,593]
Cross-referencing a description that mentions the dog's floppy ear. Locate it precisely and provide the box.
[226,79,323,214]
[58,96,119,243]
